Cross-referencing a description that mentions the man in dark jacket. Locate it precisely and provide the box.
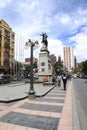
[62,74,67,91]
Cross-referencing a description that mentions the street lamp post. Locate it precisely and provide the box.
[25,39,39,99]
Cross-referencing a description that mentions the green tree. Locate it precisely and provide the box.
[24,64,31,74]
[82,60,87,75]
[33,61,37,69]
[53,56,63,75]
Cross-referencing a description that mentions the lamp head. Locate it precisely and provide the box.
[35,41,39,45]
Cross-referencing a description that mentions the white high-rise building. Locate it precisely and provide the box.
[63,46,74,71]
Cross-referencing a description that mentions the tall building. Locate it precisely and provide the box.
[63,46,74,71]
[50,54,56,65]
[0,19,15,75]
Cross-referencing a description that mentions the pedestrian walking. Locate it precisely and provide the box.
[62,74,67,91]
[52,76,55,85]
[57,74,62,87]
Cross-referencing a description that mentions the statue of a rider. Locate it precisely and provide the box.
[41,33,48,48]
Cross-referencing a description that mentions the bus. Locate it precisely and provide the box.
[0,74,10,84]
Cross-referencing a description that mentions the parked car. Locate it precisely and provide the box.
[0,74,10,84]
[13,76,22,81]
[72,74,77,79]
[12,76,17,81]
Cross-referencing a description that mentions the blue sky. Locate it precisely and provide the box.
[0,0,87,62]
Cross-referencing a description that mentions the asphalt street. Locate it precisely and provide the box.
[72,78,87,130]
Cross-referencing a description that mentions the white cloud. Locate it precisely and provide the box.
[48,39,63,59]
[70,31,87,62]
[60,13,71,25]
[0,0,12,8]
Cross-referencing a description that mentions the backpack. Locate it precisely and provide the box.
[63,76,66,79]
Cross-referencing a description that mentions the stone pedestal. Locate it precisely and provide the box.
[38,48,52,82]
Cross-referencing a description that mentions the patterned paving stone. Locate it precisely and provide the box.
[19,102,63,113]
[45,94,66,97]
[35,98,65,103]
[0,111,59,130]
[50,92,66,94]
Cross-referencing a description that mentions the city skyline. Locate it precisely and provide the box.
[0,0,87,62]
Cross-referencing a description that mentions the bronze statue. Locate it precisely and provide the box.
[41,33,48,48]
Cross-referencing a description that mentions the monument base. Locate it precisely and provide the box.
[38,74,52,82]
[38,49,52,82]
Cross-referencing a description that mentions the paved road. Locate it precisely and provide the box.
[72,78,87,130]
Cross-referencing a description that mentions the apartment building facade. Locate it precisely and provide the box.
[0,19,15,76]
[50,54,56,65]
[63,46,74,72]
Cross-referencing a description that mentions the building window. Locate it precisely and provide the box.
[42,68,45,72]
[48,64,51,70]
[4,61,9,66]
[12,34,15,39]
[41,62,45,66]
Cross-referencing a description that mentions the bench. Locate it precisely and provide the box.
[43,82,53,86]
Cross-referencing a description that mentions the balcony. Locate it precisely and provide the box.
[4,60,10,67]
[5,33,10,38]
[4,37,10,43]
[0,29,2,33]
[4,52,10,60]
[4,45,10,51]
[4,58,9,62]
[4,29,10,38]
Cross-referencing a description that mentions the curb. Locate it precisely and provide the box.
[0,96,28,103]
[72,81,81,130]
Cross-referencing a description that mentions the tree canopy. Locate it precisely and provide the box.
[82,60,87,75]
[53,56,63,75]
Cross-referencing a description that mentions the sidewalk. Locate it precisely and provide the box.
[0,81,73,130]
[0,83,55,102]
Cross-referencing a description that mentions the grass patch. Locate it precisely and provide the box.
[25,79,44,84]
